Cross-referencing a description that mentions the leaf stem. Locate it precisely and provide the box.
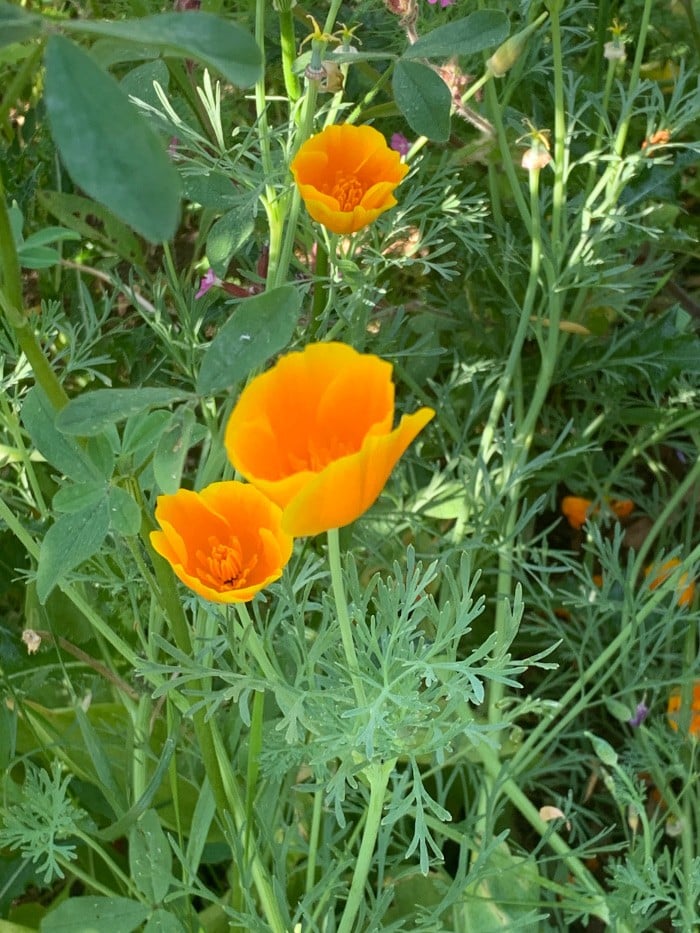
[336,758,395,933]
[327,527,367,709]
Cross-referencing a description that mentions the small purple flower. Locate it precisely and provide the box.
[168,137,179,159]
[390,133,412,157]
[195,269,221,299]
[427,0,454,7]
[628,701,649,728]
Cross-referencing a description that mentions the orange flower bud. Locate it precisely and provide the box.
[225,342,434,536]
[150,482,293,603]
[645,557,695,608]
[290,124,409,235]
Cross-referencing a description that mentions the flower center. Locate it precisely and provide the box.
[196,536,257,591]
[331,173,364,211]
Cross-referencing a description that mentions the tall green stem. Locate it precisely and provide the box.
[336,758,395,933]
[0,175,69,411]
[327,527,367,709]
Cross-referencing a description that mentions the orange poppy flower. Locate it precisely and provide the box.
[224,342,434,536]
[561,496,634,530]
[645,557,695,608]
[667,682,700,736]
[150,482,293,603]
[290,124,409,235]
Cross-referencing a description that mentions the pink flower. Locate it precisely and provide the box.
[427,0,454,7]
[390,133,411,157]
[195,269,221,299]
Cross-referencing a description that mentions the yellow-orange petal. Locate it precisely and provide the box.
[281,407,435,536]
[226,342,395,496]
[610,498,635,520]
[225,342,433,534]
[290,123,409,235]
[561,496,592,530]
[150,482,293,603]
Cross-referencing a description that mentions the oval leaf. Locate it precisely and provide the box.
[36,499,111,603]
[41,896,150,933]
[61,11,262,88]
[197,285,302,395]
[153,407,197,494]
[108,486,142,537]
[55,388,189,436]
[403,10,509,60]
[129,809,172,904]
[44,35,182,243]
[392,60,451,142]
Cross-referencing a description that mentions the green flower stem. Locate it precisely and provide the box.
[207,719,286,933]
[234,602,279,682]
[336,758,396,933]
[150,552,286,933]
[255,0,284,287]
[305,788,324,894]
[245,688,265,859]
[278,6,301,103]
[548,3,567,253]
[327,527,367,709]
[310,234,330,335]
[0,176,69,412]
[475,744,618,927]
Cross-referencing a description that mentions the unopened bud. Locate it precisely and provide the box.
[487,12,548,77]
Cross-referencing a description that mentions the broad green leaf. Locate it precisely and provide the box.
[53,481,108,514]
[55,388,189,436]
[60,12,262,88]
[38,190,146,268]
[0,1,43,48]
[392,60,451,142]
[206,205,255,276]
[44,35,182,243]
[120,59,170,112]
[22,226,81,249]
[40,896,150,933]
[108,485,142,536]
[16,246,63,270]
[121,409,173,469]
[36,498,110,603]
[129,810,172,904]
[153,407,197,494]
[184,173,242,210]
[196,285,302,395]
[403,10,509,60]
[21,387,100,483]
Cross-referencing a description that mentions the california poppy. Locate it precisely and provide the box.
[224,342,434,536]
[290,124,409,235]
[645,557,695,608]
[668,682,700,736]
[150,482,293,603]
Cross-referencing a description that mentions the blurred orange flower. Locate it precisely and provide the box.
[641,128,671,150]
[561,495,634,530]
[225,342,434,536]
[151,482,293,603]
[290,124,409,235]
[667,682,700,736]
[645,557,695,608]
